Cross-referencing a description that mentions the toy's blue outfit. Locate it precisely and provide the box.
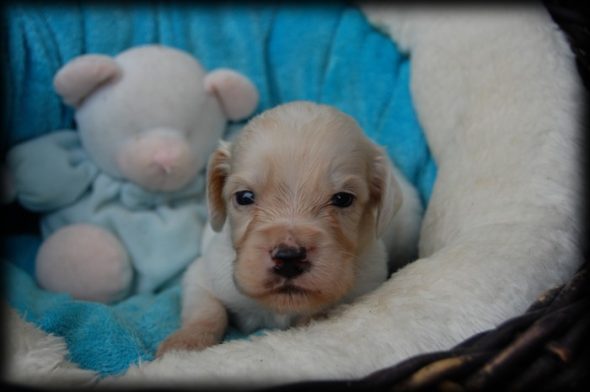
[8,130,208,294]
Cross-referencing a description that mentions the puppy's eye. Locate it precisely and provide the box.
[331,192,355,208]
[235,190,255,206]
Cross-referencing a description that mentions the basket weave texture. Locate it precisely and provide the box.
[269,262,589,391]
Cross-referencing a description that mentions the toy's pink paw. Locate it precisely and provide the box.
[36,224,132,303]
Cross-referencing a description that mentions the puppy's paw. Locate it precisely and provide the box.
[156,328,220,357]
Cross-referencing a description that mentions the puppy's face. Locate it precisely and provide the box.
[208,102,401,315]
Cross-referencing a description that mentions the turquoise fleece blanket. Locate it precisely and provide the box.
[2,2,436,376]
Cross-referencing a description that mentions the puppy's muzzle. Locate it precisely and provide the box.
[271,244,310,279]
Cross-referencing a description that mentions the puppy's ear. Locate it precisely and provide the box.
[370,147,403,237]
[207,141,231,232]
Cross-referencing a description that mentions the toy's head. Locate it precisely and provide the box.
[54,45,259,192]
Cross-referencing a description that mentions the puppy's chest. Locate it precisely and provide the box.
[225,296,299,333]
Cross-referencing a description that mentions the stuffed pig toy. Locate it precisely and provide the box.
[7,45,259,303]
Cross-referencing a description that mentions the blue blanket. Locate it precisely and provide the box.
[2,2,437,376]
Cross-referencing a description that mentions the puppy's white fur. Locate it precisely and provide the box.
[157,101,422,354]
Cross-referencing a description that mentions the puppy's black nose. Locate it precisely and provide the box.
[271,245,309,279]
[273,245,307,262]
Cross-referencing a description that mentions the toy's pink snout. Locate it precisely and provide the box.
[118,130,198,192]
[152,148,184,174]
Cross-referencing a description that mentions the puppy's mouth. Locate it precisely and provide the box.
[233,270,322,310]
[269,282,312,296]
[233,240,356,314]
[254,274,317,298]
[256,281,325,314]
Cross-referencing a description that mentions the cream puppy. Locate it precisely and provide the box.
[157,101,422,355]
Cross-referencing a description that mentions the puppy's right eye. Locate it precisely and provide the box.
[235,190,256,206]
[331,192,355,208]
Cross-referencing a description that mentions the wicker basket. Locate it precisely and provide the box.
[268,262,589,392]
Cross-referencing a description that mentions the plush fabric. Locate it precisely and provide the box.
[3,2,435,200]
[1,302,98,387]
[2,2,435,377]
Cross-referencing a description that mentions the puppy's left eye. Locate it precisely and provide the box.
[235,190,256,206]
[331,192,355,208]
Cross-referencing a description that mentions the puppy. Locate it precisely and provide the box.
[157,101,422,355]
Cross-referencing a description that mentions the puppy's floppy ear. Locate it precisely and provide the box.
[370,147,403,237]
[207,141,232,232]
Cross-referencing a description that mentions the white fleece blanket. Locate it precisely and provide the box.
[2,4,583,389]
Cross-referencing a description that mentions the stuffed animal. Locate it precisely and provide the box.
[7,45,259,303]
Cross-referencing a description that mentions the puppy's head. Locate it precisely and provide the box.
[207,101,402,315]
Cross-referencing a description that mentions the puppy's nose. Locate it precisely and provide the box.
[271,245,309,279]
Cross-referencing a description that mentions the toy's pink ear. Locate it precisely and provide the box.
[204,69,259,121]
[53,55,121,107]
